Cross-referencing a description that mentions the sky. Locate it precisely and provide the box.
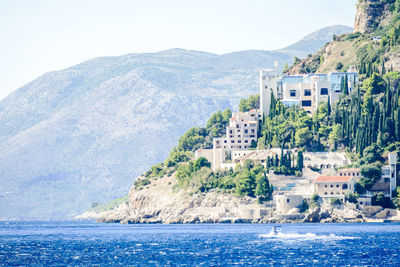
[0,0,357,100]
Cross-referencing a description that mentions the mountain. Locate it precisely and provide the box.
[288,0,400,75]
[0,25,352,219]
[278,25,353,57]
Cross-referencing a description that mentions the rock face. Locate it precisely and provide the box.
[354,0,394,33]
[97,173,275,224]
[95,171,400,224]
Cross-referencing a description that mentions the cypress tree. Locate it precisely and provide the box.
[344,75,349,95]
[297,151,304,171]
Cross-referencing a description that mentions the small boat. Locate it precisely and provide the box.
[271,226,281,235]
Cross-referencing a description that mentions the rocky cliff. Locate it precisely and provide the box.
[288,0,400,75]
[90,171,400,224]
[354,0,394,33]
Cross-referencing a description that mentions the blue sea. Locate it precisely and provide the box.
[0,221,400,266]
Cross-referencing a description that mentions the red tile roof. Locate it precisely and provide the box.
[315,176,352,182]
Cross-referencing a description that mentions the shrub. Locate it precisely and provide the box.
[330,198,342,206]
[346,192,359,204]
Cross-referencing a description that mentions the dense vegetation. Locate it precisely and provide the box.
[176,157,273,202]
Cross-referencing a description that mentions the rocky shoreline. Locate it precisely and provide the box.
[76,172,400,224]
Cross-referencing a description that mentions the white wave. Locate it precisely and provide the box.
[259,231,358,240]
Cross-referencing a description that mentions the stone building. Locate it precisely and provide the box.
[314,176,357,202]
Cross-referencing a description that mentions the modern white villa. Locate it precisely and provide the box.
[260,66,359,115]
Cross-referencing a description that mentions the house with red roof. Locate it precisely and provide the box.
[313,175,357,202]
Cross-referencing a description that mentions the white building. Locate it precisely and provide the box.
[303,152,350,169]
[369,152,398,199]
[314,176,357,202]
[200,109,262,172]
[260,69,278,116]
[260,68,359,114]
[213,109,261,150]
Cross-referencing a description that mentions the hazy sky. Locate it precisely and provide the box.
[0,0,357,100]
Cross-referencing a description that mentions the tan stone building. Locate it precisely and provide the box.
[314,176,357,201]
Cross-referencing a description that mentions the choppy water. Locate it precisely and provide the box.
[0,221,399,266]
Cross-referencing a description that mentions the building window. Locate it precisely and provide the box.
[237,130,241,133]
[324,185,327,188]
[304,89,311,96]
[236,125,240,128]
[244,129,248,134]
[230,130,233,134]
[287,199,290,203]
[336,184,339,188]
[251,129,255,133]
[231,140,235,143]
[239,146,242,148]
[301,100,312,107]
[238,135,241,138]
[238,140,241,143]
[244,124,247,127]
[330,185,333,188]
[250,135,255,138]
[245,140,248,143]
[224,140,227,143]
[321,88,328,95]
[290,90,296,97]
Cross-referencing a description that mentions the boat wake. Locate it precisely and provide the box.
[259,231,358,240]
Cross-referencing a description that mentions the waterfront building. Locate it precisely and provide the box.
[314,175,357,202]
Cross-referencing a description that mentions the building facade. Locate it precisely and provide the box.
[213,109,261,150]
[260,68,359,115]
[314,176,357,201]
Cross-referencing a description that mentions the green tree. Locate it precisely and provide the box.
[235,170,256,197]
[335,62,344,71]
[255,172,272,202]
[296,150,304,171]
[193,157,211,171]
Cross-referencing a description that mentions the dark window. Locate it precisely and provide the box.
[287,199,290,203]
[336,184,339,188]
[321,88,328,95]
[230,130,233,134]
[231,140,235,143]
[238,140,241,143]
[244,129,248,134]
[251,129,255,133]
[301,100,312,107]
[224,140,227,143]
[304,89,311,96]
[245,140,248,143]
[250,135,255,138]
[244,124,247,127]
[290,90,296,97]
